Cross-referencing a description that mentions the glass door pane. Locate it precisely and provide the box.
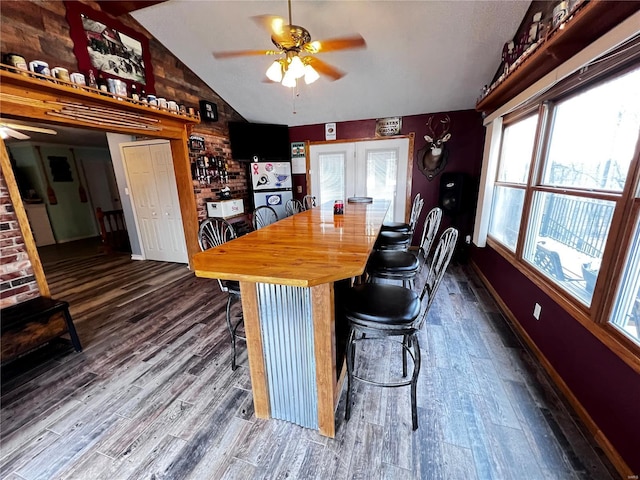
[365,150,398,222]
[318,153,345,207]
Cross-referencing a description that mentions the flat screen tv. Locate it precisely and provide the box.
[228,122,290,162]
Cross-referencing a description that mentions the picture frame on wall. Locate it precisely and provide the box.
[65,1,155,92]
[199,100,218,122]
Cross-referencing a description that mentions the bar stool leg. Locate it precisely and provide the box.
[402,335,409,377]
[226,295,237,371]
[410,332,421,430]
[345,329,356,422]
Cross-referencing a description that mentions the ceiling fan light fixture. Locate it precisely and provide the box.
[304,64,320,84]
[282,68,297,88]
[288,55,306,79]
[266,59,284,82]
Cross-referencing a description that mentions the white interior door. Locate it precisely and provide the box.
[121,141,188,264]
[310,137,409,222]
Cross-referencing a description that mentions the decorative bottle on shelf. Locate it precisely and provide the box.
[130,83,139,101]
[88,69,97,89]
[97,73,108,92]
[140,88,147,105]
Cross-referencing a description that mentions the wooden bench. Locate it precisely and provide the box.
[1,297,83,355]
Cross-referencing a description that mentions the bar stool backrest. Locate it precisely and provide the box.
[417,206,443,267]
[285,199,304,216]
[198,218,237,293]
[302,195,316,210]
[408,193,425,234]
[253,205,278,230]
[418,226,458,323]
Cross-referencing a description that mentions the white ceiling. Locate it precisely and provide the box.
[132,0,531,127]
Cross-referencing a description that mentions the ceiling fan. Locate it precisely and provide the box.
[212,0,366,87]
[0,120,57,140]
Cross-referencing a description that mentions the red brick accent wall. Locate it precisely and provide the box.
[0,170,39,308]
[189,133,249,221]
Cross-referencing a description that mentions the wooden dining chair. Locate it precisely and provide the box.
[252,205,278,230]
[342,226,458,430]
[198,218,244,370]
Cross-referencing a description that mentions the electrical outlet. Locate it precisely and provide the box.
[297,185,302,193]
[533,303,542,320]
[465,235,471,244]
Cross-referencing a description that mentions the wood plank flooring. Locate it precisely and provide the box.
[1,249,618,479]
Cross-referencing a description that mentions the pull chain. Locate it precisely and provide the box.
[291,81,298,114]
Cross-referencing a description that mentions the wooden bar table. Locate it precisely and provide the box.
[192,200,389,437]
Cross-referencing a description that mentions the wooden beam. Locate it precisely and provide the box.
[0,139,50,297]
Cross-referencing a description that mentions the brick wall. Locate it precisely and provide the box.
[0,1,249,304]
[189,133,249,221]
[0,170,39,308]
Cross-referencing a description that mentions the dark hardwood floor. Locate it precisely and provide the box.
[1,249,617,479]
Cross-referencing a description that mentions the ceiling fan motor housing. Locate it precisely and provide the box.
[271,25,311,51]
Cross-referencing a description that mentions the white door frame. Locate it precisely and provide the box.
[308,134,414,222]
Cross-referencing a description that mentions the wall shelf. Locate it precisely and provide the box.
[476,1,640,114]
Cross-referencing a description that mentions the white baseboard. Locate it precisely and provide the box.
[130,254,144,261]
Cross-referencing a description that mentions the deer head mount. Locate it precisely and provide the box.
[417,115,451,181]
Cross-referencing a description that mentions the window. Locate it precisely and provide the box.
[486,62,640,345]
[488,114,538,251]
[610,213,640,345]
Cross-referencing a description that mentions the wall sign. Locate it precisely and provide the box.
[325,123,336,141]
[291,142,305,158]
[376,117,402,136]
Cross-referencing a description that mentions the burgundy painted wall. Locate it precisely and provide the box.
[471,245,640,473]
[290,108,640,473]
[289,109,485,247]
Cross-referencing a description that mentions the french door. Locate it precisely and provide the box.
[309,137,411,222]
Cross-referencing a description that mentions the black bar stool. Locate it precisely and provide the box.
[198,218,245,370]
[380,193,423,234]
[367,207,443,288]
[342,227,458,430]
[375,194,424,251]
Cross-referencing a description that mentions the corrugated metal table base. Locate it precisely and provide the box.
[257,283,319,429]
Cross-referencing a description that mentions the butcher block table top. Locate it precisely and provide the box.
[192,200,389,287]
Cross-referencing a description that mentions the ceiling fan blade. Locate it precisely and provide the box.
[0,127,30,140]
[303,35,366,54]
[213,49,281,59]
[305,57,345,81]
[0,122,57,135]
[252,15,286,36]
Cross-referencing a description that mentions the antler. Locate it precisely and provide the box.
[438,115,451,138]
[425,115,450,141]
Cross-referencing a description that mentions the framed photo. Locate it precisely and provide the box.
[199,100,218,122]
[65,1,155,92]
